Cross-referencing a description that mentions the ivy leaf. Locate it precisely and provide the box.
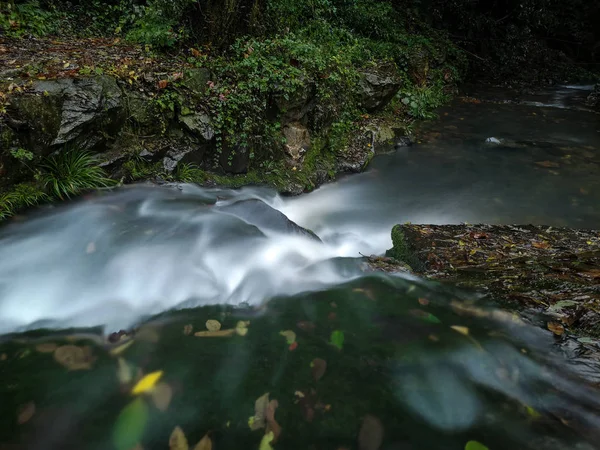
[113,398,148,450]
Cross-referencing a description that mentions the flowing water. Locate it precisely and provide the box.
[0,85,599,450]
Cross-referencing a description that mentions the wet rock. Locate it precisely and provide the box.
[217,199,321,241]
[273,78,316,122]
[395,136,412,148]
[178,113,215,141]
[586,84,599,109]
[358,68,402,111]
[219,143,250,174]
[9,76,124,154]
[179,68,211,100]
[124,90,155,132]
[283,122,310,161]
[485,137,502,145]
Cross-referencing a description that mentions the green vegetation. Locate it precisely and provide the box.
[0,149,114,220]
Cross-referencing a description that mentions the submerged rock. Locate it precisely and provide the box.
[217,199,321,241]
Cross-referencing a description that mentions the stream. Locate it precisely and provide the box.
[0,85,599,450]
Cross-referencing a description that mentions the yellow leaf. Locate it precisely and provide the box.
[169,426,189,450]
[63,62,70,68]
[547,322,564,336]
[132,370,163,395]
[236,321,250,336]
[193,434,212,450]
[206,320,221,331]
[450,326,469,336]
[259,431,274,450]
[279,330,296,345]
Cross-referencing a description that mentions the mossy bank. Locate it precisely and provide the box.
[0,0,468,218]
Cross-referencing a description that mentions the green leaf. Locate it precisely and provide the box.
[577,337,596,344]
[330,330,345,350]
[465,441,489,450]
[548,300,578,311]
[112,398,148,450]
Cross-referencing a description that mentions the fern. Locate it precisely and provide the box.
[41,150,114,200]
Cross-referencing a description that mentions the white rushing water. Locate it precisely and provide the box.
[0,184,384,334]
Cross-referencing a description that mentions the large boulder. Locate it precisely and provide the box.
[8,76,124,155]
[358,67,402,111]
[272,78,316,122]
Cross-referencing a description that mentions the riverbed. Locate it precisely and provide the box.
[0,85,599,450]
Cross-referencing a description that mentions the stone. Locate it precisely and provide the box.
[124,90,155,132]
[9,76,124,154]
[180,68,211,100]
[283,122,310,161]
[273,79,316,122]
[358,68,402,112]
[178,113,215,141]
[219,143,250,174]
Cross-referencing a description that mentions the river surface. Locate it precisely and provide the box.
[0,85,599,450]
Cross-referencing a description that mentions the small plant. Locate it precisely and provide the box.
[41,149,114,200]
[0,183,49,220]
[10,148,34,161]
[174,163,206,183]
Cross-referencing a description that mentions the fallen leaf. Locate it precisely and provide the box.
[532,241,550,249]
[259,431,275,450]
[193,434,212,450]
[578,269,600,279]
[249,393,270,431]
[172,72,184,81]
[265,399,281,442]
[548,300,578,312]
[132,370,164,395]
[358,415,384,450]
[190,48,202,57]
[194,329,235,337]
[158,79,169,89]
[464,441,489,450]
[169,426,189,450]
[409,309,441,324]
[206,320,221,332]
[17,401,36,425]
[450,326,469,336]
[35,342,58,353]
[310,358,327,381]
[54,345,93,370]
[469,232,490,240]
[151,382,173,412]
[279,330,296,345]
[117,357,134,385]
[418,297,429,306]
[288,341,298,351]
[110,339,135,356]
[235,321,250,336]
[547,322,565,336]
[578,337,596,344]
[183,324,193,335]
[330,330,344,350]
[113,398,148,450]
[525,405,541,418]
[535,160,559,168]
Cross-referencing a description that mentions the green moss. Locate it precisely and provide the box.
[385,224,425,272]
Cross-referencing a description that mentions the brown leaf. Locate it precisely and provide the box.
[266,399,281,442]
[54,345,93,370]
[172,72,184,81]
[190,48,202,57]
[17,401,36,425]
[535,160,560,168]
[169,426,189,450]
[35,342,58,353]
[183,324,193,335]
[469,232,490,240]
[548,322,565,336]
[151,382,173,412]
[311,358,327,381]
[418,297,429,306]
[358,415,384,450]
[296,321,315,332]
[193,434,212,450]
[532,241,551,249]
[158,79,169,89]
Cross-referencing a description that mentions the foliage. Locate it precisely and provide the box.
[174,163,206,183]
[10,148,34,161]
[0,183,49,220]
[0,1,63,37]
[397,81,450,120]
[40,149,114,200]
